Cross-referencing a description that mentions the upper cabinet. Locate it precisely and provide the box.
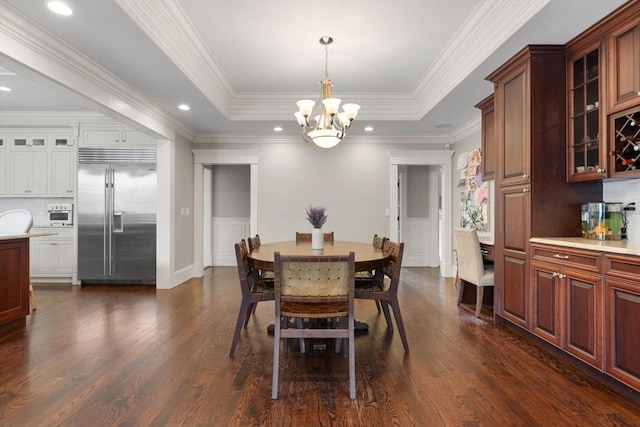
[607,14,640,113]
[82,129,155,147]
[567,42,607,181]
[566,1,640,181]
[475,95,496,181]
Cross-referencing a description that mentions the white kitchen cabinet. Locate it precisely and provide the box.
[50,150,76,196]
[0,150,6,195]
[10,134,48,149]
[9,150,49,195]
[30,234,74,278]
[82,129,155,147]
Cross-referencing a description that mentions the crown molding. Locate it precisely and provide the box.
[115,0,235,117]
[412,0,550,117]
[0,2,193,141]
[450,116,481,141]
[0,111,115,128]
[116,0,548,123]
[193,132,453,146]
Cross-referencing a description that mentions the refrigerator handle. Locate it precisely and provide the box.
[113,212,124,233]
[104,168,110,276]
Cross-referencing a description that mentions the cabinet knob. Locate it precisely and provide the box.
[552,254,569,260]
[522,174,529,179]
[596,167,606,173]
[522,188,530,193]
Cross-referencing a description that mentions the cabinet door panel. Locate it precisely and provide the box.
[501,68,530,185]
[605,278,640,391]
[50,151,76,195]
[502,253,528,327]
[502,187,530,252]
[608,20,640,112]
[566,272,602,369]
[532,265,562,346]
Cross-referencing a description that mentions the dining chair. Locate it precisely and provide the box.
[247,234,273,280]
[272,251,356,400]
[355,234,387,313]
[354,240,409,352]
[0,209,36,310]
[295,231,334,243]
[453,228,494,317]
[229,239,274,358]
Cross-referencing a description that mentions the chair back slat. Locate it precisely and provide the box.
[296,231,335,243]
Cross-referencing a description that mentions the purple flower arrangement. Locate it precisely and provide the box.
[305,205,327,229]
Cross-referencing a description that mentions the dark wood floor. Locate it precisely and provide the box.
[2,267,639,426]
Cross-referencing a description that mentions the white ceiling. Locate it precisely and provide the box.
[0,0,628,141]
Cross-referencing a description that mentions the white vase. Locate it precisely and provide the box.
[311,228,324,250]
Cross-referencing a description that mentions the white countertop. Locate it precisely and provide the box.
[0,232,57,241]
[530,237,640,257]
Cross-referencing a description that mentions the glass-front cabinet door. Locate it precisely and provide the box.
[568,47,606,181]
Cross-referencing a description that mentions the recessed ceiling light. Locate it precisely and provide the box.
[47,1,73,16]
[273,126,283,132]
[364,126,374,132]
[178,104,190,111]
[0,86,11,92]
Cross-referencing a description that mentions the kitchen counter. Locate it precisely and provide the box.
[0,231,56,241]
[530,237,640,257]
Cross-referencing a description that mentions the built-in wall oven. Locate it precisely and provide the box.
[47,203,73,226]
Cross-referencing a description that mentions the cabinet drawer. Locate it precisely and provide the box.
[531,244,602,273]
[605,254,640,282]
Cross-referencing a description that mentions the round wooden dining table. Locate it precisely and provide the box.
[247,240,389,273]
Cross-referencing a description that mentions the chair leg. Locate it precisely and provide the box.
[272,314,281,399]
[348,314,356,400]
[243,302,256,328]
[456,278,465,305]
[475,286,484,317]
[29,282,37,310]
[230,300,250,357]
[374,300,381,313]
[296,317,306,354]
[389,299,409,353]
[380,301,393,332]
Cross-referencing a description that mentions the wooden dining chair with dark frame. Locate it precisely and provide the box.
[354,240,409,352]
[229,239,274,358]
[272,251,356,400]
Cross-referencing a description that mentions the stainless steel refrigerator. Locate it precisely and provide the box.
[77,148,156,284]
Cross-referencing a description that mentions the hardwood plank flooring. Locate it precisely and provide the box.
[1,267,639,426]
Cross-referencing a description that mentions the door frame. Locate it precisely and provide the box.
[192,149,258,277]
[389,150,455,277]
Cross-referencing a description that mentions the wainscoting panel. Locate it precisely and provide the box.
[212,217,250,266]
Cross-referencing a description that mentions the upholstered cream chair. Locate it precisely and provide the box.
[453,228,494,317]
[0,210,36,310]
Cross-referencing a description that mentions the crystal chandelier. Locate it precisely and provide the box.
[295,36,360,148]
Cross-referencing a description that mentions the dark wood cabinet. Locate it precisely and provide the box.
[487,45,602,329]
[607,13,640,113]
[0,238,30,326]
[566,42,608,181]
[565,270,602,369]
[531,243,605,370]
[604,253,640,391]
[475,95,496,181]
[564,0,640,181]
[531,263,562,346]
[608,106,640,177]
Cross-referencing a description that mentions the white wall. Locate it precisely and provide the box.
[174,133,194,271]
[604,178,640,243]
[196,141,450,245]
[451,130,495,243]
